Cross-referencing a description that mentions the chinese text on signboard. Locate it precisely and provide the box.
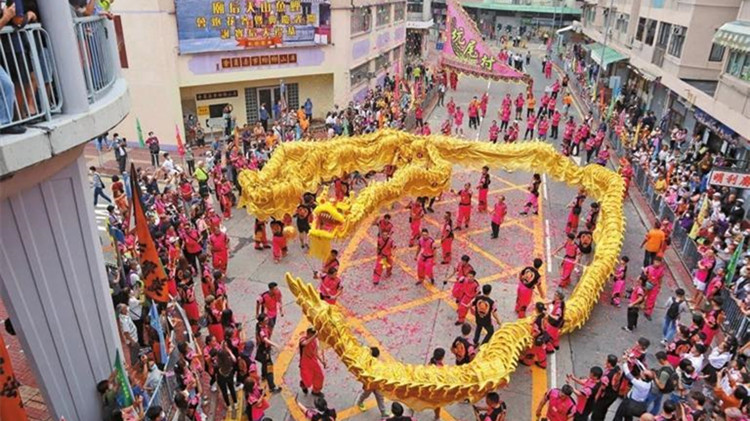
[176,0,331,54]
[709,169,750,189]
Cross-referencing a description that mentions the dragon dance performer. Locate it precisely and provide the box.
[317,266,343,305]
[477,166,491,213]
[314,249,339,280]
[515,258,544,318]
[414,228,436,285]
[454,183,472,229]
[456,270,479,325]
[408,199,424,247]
[298,327,326,396]
[440,211,454,264]
[521,302,550,368]
[373,229,394,285]
[520,173,542,216]
[490,195,507,239]
[554,233,580,288]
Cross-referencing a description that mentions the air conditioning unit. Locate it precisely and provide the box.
[672,26,685,36]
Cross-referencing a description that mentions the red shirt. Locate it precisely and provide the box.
[459,189,472,206]
[257,289,282,318]
[418,236,435,258]
[377,236,393,257]
[318,274,341,298]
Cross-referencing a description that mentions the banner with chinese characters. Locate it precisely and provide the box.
[441,0,529,83]
[176,0,332,54]
[708,169,750,189]
[129,164,170,302]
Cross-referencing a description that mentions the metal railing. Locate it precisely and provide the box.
[144,347,179,420]
[608,131,750,340]
[0,23,62,130]
[74,16,116,103]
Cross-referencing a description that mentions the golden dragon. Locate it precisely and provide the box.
[238,129,625,410]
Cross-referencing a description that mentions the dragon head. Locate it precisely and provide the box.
[308,194,350,260]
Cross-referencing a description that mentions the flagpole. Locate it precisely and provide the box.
[593,0,616,110]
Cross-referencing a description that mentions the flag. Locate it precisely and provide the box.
[136,118,145,148]
[175,124,185,156]
[149,302,167,364]
[726,237,745,284]
[0,331,29,421]
[689,193,709,239]
[113,350,134,408]
[441,0,529,83]
[233,126,240,150]
[129,164,170,302]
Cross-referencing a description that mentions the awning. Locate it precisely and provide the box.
[406,19,434,30]
[714,20,750,52]
[630,65,659,82]
[583,43,627,68]
[556,22,582,34]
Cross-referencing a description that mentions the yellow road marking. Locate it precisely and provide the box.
[530,175,549,419]
[423,216,511,271]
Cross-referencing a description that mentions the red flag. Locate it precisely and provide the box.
[175,124,185,156]
[0,332,29,421]
[129,164,170,302]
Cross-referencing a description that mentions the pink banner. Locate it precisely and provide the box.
[441,0,529,83]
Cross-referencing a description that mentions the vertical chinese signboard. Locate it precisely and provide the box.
[176,0,332,54]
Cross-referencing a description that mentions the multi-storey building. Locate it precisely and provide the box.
[713,0,750,123]
[580,0,750,158]
[0,2,129,421]
[115,0,407,145]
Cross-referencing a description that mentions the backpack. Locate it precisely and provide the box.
[657,365,678,394]
[666,298,681,320]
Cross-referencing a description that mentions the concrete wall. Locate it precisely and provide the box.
[716,75,750,118]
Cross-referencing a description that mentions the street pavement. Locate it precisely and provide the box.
[74,47,690,421]
[204,50,685,421]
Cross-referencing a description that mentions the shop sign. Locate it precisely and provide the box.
[176,0,331,54]
[220,53,298,69]
[708,169,750,189]
[694,108,738,143]
[197,106,210,115]
[196,90,238,101]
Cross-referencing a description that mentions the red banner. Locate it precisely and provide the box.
[0,332,28,421]
[129,164,170,302]
[441,0,530,84]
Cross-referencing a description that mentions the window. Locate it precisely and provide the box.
[616,14,629,34]
[391,46,402,62]
[636,17,646,41]
[351,7,372,35]
[656,22,671,48]
[709,43,726,62]
[376,4,391,27]
[407,0,423,14]
[350,61,371,86]
[375,54,389,71]
[394,2,405,22]
[668,26,686,58]
[645,20,657,46]
[726,51,750,81]
[209,104,228,118]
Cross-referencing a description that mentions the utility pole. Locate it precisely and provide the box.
[593,0,616,115]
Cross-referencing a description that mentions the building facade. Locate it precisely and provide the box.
[580,0,750,160]
[0,2,129,421]
[114,0,407,145]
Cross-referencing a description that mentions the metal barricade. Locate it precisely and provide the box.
[0,23,61,130]
[144,346,180,419]
[721,289,750,342]
[74,16,116,103]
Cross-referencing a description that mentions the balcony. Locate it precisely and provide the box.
[0,15,129,176]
